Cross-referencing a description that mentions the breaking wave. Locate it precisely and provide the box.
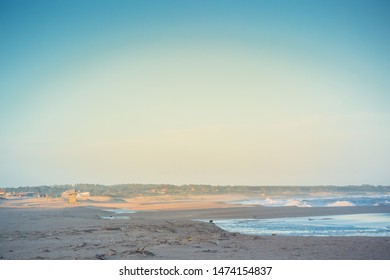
[233,194,390,208]
[327,201,355,207]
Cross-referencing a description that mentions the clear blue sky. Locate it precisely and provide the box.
[1,0,389,187]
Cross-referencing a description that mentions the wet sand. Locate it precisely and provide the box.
[1,196,389,260]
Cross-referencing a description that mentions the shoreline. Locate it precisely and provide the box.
[131,205,390,220]
[2,195,390,220]
[1,196,390,260]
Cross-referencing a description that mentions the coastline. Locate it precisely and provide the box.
[1,196,390,260]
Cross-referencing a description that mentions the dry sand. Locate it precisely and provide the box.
[1,195,390,260]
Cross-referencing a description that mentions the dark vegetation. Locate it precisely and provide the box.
[4,184,389,198]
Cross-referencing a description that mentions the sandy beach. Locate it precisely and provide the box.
[1,195,390,260]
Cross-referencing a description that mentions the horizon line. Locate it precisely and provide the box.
[3,183,389,189]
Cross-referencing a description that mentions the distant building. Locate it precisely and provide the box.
[77,192,90,199]
[23,192,35,198]
[0,189,6,197]
[61,190,78,204]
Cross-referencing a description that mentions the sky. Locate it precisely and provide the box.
[1,0,389,187]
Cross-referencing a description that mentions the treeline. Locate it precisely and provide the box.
[4,184,390,198]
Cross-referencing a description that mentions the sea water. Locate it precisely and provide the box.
[233,194,390,207]
[99,208,138,220]
[218,190,390,236]
[213,213,390,237]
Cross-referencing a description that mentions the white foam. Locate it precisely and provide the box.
[264,197,279,205]
[326,201,355,207]
[284,199,312,207]
[232,193,390,208]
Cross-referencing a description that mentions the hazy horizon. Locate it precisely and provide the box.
[3,182,389,189]
[1,0,390,188]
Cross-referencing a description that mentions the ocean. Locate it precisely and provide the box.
[213,213,390,237]
[213,188,390,236]
[232,191,390,208]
